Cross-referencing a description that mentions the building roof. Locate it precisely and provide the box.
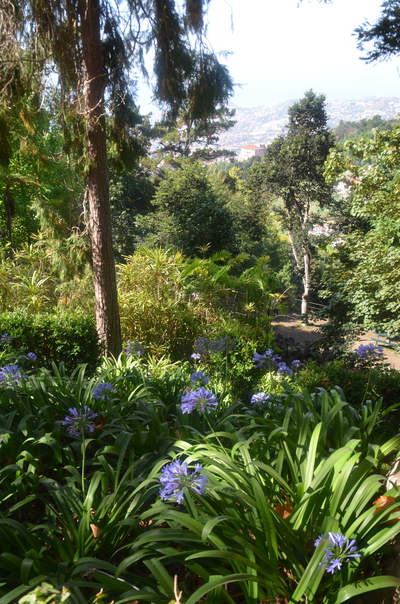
[241,144,265,150]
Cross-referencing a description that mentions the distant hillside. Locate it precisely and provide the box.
[218,97,400,151]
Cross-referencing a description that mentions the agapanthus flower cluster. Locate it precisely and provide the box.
[62,406,98,436]
[0,364,26,387]
[253,350,301,376]
[159,460,208,504]
[276,362,293,376]
[123,339,145,357]
[93,382,117,400]
[24,352,37,361]
[356,343,384,360]
[315,532,361,574]
[250,392,270,405]
[194,336,237,357]
[181,387,218,414]
[190,371,210,386]
[0,333,13,343]
[253,349,281,369]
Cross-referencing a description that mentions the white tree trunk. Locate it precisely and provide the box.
[301,248,311,323]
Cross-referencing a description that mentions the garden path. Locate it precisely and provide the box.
[272,314,400,370]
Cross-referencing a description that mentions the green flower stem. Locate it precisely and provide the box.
[81,429,86,494]
[204,413,228,456]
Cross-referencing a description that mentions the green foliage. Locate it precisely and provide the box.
[208,165,295,283]
[0,240,94,315]
[191,320,275,401]
[154,51,235,162]
[128,386,400,604]
[118,248,204,359]
[334,115,397,143]
[0,96,85,252]
[138,161,237,256]
[322,123,400,336]
[247,90,335,318]
[0,311,100,371]
[298,357,400,416]
[108,167,155,260]
[18,583,71,604]
[0,349,400,602]
[117,247,284,362]
[356,0,400,62]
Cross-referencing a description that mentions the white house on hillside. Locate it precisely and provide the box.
[239,144,266,160]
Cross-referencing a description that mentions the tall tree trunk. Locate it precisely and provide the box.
[287,229,302,272]
[78,0,121,356]
[301,247,311,323]
[288,228,311,322]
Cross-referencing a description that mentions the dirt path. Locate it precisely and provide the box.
[272,314,400,370]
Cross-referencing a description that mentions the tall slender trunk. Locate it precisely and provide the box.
[288,228,311,323]
[78,0,121,356]
[301,247,311,323]
[287,229,302,272]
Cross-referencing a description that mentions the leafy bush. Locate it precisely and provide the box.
[297,357,400,413]
[0,311,100,371]
[138,160,237,256]
[118,247,282,363]
[118,248,204,360]
[189,319,275,401]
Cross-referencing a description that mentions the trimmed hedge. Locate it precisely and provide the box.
[0,311,100,372]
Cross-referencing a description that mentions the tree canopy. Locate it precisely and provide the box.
[0,0,234,355]
[356,0,400,62]
[137,161,237,257]
[248,90,335,319]
[321,122,400,336]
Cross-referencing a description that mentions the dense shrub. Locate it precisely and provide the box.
[118,249,204,360]
[190,318,275,400]
[0,311,100,371]
[297,357,400,409]
[118,247,285,363]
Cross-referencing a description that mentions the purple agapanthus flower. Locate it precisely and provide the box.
[93,382,117,400]
[253,349,281,369]
[250,392,270,405]
[159,460,208,503]
[25,352,37,361]
[191,352,201,361]
[253,351,269,368]
[315,532,361,574]
[181,387,218,414]
[0,333,13,343]
[356,343,384,360]
[190,371,210,386]
[291,359,301,370]
[195,338,210,356]
[0,364,26,387]
[62,406,98,436]
[210,336,237,353]
[123,339,145,357]
[276,362,293,376]
[194,336,236,356]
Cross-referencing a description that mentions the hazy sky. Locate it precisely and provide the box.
[137,0,400,112]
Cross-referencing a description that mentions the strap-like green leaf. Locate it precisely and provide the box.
[329,575,400,604]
